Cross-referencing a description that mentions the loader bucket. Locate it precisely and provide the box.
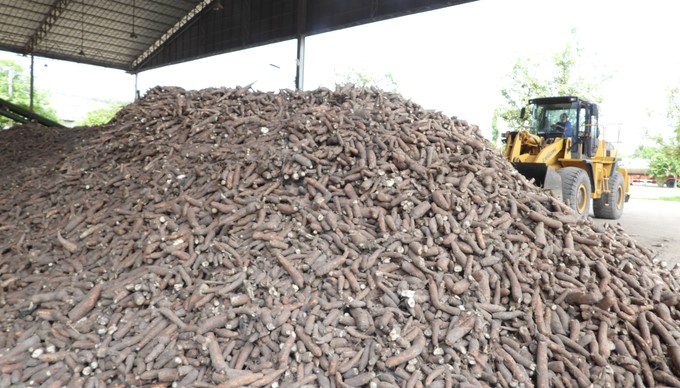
[512,162,563,200]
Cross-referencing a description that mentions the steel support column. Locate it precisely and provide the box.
[295,0,307,91]
[30,55,34,111]
[296,36,305,91]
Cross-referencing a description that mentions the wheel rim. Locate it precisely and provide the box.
[616,184,624,208]
[576,184,588,214]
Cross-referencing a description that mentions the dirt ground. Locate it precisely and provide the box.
[592,184,680,267]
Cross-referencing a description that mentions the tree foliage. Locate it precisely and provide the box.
[649,86,680,187]
[648,140,680,187]
[336,67,398,92]
[493,31,609,143]
[0,59,59,128]
[77,103,125,126]
[490,108,500,149]
[631,144,659,160]
[668,86,680,140]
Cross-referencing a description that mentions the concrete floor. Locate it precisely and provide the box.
[591,185,680,267]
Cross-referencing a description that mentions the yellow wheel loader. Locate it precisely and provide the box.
[502,96,630,219]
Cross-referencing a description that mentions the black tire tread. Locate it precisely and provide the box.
[558,167,591,218]
[593,172,624,219]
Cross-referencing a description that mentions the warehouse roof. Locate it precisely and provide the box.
[0,0,474,73]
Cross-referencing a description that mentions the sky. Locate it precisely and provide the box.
[2,0,680,155]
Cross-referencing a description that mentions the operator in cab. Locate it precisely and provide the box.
[551,113,572,137]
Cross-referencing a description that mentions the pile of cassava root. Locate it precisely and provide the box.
[1,85,680,388]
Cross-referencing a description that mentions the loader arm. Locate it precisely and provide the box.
[503,130,566,200]
[503,130,567,167]
[532,137,567,166]
[503,130,542,162]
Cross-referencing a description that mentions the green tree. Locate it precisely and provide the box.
[668,86,680,140]
[490,108,500,149]
[631,144,659,160]
[648,140,680,187]
[336,67,398,92]
[492,30,609,143]
[651,86,680,187]
[495,58,549,138]
[0,60,59,128]
[77,103,124,126]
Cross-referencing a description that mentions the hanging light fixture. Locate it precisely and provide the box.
[212,0,224,11]
[79,1,85,55]
[130,0,138,38]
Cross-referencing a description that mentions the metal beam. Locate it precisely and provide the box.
[131,0,214,72]
[23,0,75,54]
[0,96,65,128]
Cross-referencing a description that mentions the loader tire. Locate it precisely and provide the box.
[593,172,625,219]
[558,167,591,218]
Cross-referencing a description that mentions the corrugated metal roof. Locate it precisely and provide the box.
[0,0,206,71]
[137,0,477,72]
[0,0,476,73]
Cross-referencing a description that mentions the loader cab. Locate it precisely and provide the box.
[525,96,599,158]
